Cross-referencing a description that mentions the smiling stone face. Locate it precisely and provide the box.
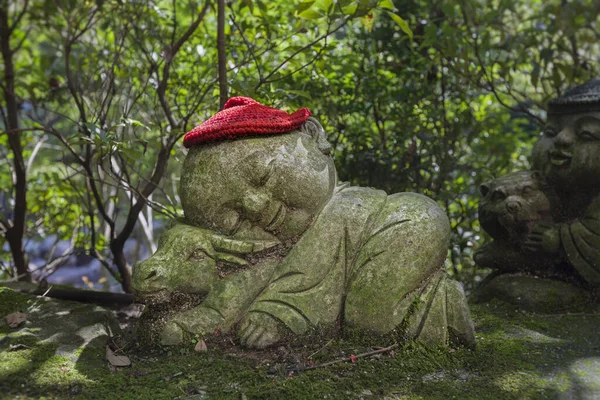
[180,128,337,242]
[532,111,600,190]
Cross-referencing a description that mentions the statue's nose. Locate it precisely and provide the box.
[554,127,576,148]
[242,190,271,220]
[506,200,521,213]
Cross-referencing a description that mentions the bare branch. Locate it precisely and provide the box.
[8,0,29,33]
[26,136,45,175]
[229,13,262,82]
[157,1,211,128]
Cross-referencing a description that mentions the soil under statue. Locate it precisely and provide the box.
[132,97,475,349]
[475,79,600,294]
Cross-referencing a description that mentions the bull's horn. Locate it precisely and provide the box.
[210,235,280,254]
[214,252,249,266]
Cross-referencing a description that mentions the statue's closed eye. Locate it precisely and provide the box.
[521,186,534,196]
[544,128,557,137]
[257,159,275,186]
[492,189,506,201]
[579,130,598,140]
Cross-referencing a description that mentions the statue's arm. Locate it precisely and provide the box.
[522,220,562,254]
[559,204,600,286]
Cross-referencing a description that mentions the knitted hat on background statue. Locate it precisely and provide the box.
[548,78,600,115]
[183,97,313,148]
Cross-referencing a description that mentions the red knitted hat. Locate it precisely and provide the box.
[183,97,312,147]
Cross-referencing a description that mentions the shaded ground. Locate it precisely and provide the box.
[1,286,599,399]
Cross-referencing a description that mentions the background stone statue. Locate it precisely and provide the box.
[475,79,600,301]
[133,97,475,349]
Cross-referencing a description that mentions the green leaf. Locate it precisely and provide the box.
[341,2,358,15]
[121,118,150,131]
[297,1,315,15]
[314,0,333,12]
[360,14,375,32]
[241,0,254,13]
[299,8,324,19]
[378,0,394,10]
[556,63,573,82]
[83,122,106,141]
[387,11,412,39]
[255,0,267,14]
[287,89,312,99]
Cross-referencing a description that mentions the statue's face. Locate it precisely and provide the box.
[532,111,600,189]
[180,131,336,241]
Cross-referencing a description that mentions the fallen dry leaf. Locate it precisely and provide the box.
[6,312,27,328]
[8,343,31,351]
[105,345,131,367]
[194,338,208,352]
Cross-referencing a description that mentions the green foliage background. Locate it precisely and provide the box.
[1,0,599,291]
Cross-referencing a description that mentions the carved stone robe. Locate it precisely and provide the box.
[561,195,600,286]
[246,184,474,345]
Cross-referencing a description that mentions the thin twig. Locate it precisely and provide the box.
[256,16,351,90]
[290,343,398,373]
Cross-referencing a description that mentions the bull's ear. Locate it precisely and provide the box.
[480,182,491,197]
[187,249,211,263]
[301,117,331,155]
[168,217,187,229]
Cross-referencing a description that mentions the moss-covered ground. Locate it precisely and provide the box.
[1,286,599,399]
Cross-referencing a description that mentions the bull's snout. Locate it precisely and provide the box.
[142,269,158,281]
[132,259,166,294]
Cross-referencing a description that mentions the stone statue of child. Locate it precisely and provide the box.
[134,97,475,349]
[475,79,600,287]
[528,78,600,286]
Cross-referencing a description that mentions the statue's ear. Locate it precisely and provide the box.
[301,117,332,155]
[480,182,491,197]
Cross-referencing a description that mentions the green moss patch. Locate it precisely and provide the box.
[1,288,600,399]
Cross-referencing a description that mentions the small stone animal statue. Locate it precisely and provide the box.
[475,171,556,272]
[478,171,553,243]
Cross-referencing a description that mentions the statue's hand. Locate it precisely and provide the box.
[238,312,281,349]
[160,306,225,346]
[523,221,561,254]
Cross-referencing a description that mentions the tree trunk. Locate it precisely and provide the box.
[0,8,30,281]
[110,242,133,293]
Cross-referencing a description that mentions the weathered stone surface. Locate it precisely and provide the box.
[471,274,592,313]
[134,101,475,349]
